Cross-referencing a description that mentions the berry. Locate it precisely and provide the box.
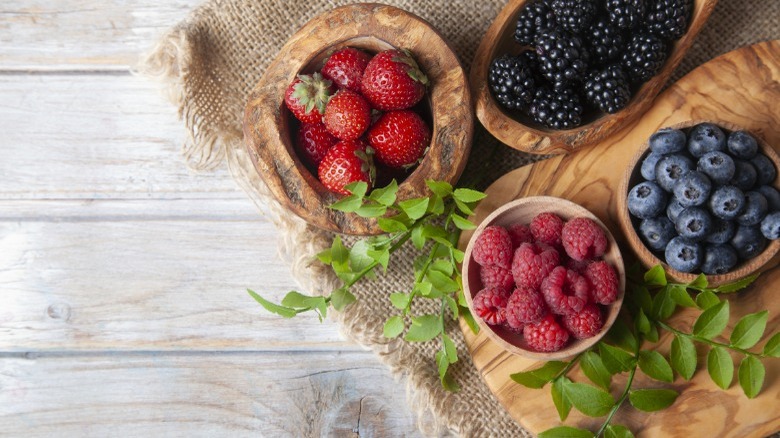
[296,123,338,167]
[473,225,514,269]
[705,218,736,245]
[655,154,693,192]
[563,304,604,339]
[639,216,676,251]
[761,212,780,240]
[524,315,570,352]
[473,287,509,325]
[321,47,372,93]
[323,90,371,140]
[672,170,712,208]
[675,207,713,242]
[567,258,592,274]
[284,73,334,124]
[665,236,703,272]
[506,287,548,327]
[361,49,428,111]
[508,223,534,247]
[731,225,767,259]
[649,128,686,155]
[584,65,631,114]
[606,0,646,29]
[512,242,560,290]
[708,185,745,221]
[666,195,685,222]
[368,110,430,168]
[727,131,759,159]
[531,212,565,247]
[697,151,735,185]
[750,154,777,186]
[701,244,738,275]
[550,0,598,33]
[757,185,780,211]
[584,261,619,304]
[688,123,726,158]
[736,191,768,226]
[730,160,758,191]
[627,180,668,218]
[535,29,590,89]
[514,0,557,46]
[318,139,373,195]
[562,217,609,261]
[586,17,627,65]
[488,54,537,111]
[622,33,668,82]
[646,0,694,41]
[480,265,515,292]
[529,87,584,129]
[541,266,590,315]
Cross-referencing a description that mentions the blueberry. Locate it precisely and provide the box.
[627,181,668,219]
[665,236,703,273]
[757,185,780,211]
[666,196,686,222]
[750,153,776,186]
[675,207,713,242]
[708,185,745,221]
[639,217,676,251]
[672,171,712,207]
[761,211,780,240]
[731,160,758,191]
[697,151,735,185]
[649,128,686,155]
[727,130,759,159]
[736,191,768,226]
[655,154,694,192]
[688,123,726,158]
[701,244,738,275]
[731,225,767,259]
[705,219,736,244]
[641,151,665,181]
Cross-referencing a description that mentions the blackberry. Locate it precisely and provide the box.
[488,54,536,111]
[585,17,626,66]
[514,0,557,46]
[551,0,598,34]
[622,33,668,82]
[535,28,590,89]
[646,0,693,41]
[529,87,584,129]
[584,65,631,114]
[606,0,647,30]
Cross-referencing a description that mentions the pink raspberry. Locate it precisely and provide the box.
[561,217,609,261]
[562,304,604,339]
[524,315,570,352]
[472,287,509,325]
[511,243,560,290]
[504,321,524,334]
[530,212,565,247]
[567,258,592,274]
[508,223,534,248]
[505,287,548,328]
[584,261,619,305]
[480,265,514,293]
[541,266,590,315]
[472,226,513,269]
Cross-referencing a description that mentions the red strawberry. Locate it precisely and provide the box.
[323,90,372,140]
[297,123,337,167]
[321,47,372,93]
[368,110,431,168]
[284,73,334,124]
[361,49,429,111]
[318,139,374,195]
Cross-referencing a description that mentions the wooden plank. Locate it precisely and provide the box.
[0,351,423,437]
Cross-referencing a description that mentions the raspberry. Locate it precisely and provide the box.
[567,258,592,274]
[504,321,525,334]
[562,304,604,339]
[584,261,619,305]
[473,288,509,325]
[512,243,560,290]
[562,217,609,261]
[506,287,548,328]
[472,226,513,269]
[541,266,590,315]
[524,315,570,352]
[531,212,565,247]
[508,223,534,248]
[480,265,515,293]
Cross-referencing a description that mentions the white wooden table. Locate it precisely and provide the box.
[0,2,425,436]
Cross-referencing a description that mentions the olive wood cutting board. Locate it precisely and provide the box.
[459,41,780,437]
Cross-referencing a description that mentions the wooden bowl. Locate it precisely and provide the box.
[617,120,780,286]
[243,3,473,235]
[470,0,718,155]
[462,196,626,361]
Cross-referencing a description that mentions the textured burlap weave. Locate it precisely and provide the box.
[143,1,779,436]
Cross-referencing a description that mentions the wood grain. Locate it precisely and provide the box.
[459,41,780,437]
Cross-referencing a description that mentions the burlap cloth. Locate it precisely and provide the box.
[143,1,779,436]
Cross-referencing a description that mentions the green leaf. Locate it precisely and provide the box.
[634,284,654,314]
[651,287,677,320]
[425,179,452,198]
[565,382,614,417]
[763,332,780,357]
[443,333,458,363]
[367,248,390,272]
[644,265,667,287]
[707,346,734,389]
[599,343,635,374]
[604,425,634,438]
[738,355,765,398]
[452,248,465,263]
[628,389,678,412]
[510,361,568,389]
[455,199,475,215]
[730,310,768,349]
[580,351,612,390]
[606,319,638,353]
[688,274,709,290]
[280,291,311,309]
[329,194,363,213]
[377,217,408,233]
[404,314,441,342]
[428,195,445,215]
[316,248,332,265]
[670,334,697,380]
[713,273,759,293]
[451,214,476,230]
[427,270,459,293]
[669,284,698,308]
[453,188,486,203]
[369,179,398,206]
[693,301,730,340]
[444,295,459,320]
[551,377,572,421]
[411,225,426,249]
[695,290,720,310]
[413,281,433,297]
[331,288,356,311]
[436,349,448,379]
[399,197,429,220]
[431,259,454,276]
[355,203,387,218]
[441,371,460,392]
[638,350,674,383]
[645,323,660,343]
[345,181,368,198]
[538,426,595,438]
[247,289,297,318]
[349,240,375,273]
[383,315,404,338]
[462,307,480,334]
[636,308,651,335]
[389,292,411,310]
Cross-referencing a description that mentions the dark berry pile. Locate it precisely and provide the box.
[488,0,693,129]
[627,124,780,275]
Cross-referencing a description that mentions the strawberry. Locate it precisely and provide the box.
[296,123,337,167]
[368,110,430,168]
[318,139,375,195]
[361,49,429,111]
[323,90,372,141]
[284,73,333,124]
[321,47,372,93]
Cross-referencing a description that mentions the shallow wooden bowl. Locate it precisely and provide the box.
[462,196,625,360]
[617,120,780,286]
[470,0,718,155]
[243,3,473,235]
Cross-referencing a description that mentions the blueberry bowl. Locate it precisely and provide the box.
[617,120,780,286]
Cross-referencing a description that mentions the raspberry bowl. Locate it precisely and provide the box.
[462,196,626,360]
